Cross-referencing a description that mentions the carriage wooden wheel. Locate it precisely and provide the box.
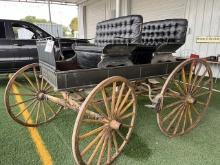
[72,76,137,165]
[4,63,63,127]
[157,59,213,137]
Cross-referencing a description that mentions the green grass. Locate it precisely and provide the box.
[0,76,220,165]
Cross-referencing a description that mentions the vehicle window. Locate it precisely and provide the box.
[11,22,38,40]
[0,22,6,39]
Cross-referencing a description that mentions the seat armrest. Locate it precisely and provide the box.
[102,44,138,56]
[156,42,184,53]
[72,43,96,50]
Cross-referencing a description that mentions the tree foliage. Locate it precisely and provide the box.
[21,16,49,24]
[69,17,78,34]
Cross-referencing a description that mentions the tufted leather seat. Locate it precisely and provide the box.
[74,15,143,69]
[142,19,188,52]
[131,19,188,64]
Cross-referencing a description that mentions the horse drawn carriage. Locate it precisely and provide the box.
[4,15,213,165]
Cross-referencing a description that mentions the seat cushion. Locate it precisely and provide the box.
[74,45,104,53]
[75,51,101,69]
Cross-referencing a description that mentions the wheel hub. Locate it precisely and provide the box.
[109,120,121,130]
[37,91,45,100]
[185,95,196,104]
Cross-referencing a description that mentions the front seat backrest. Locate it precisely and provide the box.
[95,15,143,47]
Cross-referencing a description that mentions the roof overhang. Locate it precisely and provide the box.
[0,0,87,5]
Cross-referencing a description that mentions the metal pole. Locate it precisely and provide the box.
[48,0,53,34]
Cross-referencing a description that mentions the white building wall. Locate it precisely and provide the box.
[78,0,220,77]
[131,0,187,22]
[85,0,106,39]
[179,0,220,58]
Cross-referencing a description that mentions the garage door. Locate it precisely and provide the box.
[131,0,187,22]
[86,0,106,39]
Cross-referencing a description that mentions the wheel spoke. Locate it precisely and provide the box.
[107,135,112,164]
[117,88,132,115]
[25,101,39,123]
[187,105,193,126]
[166,89,183,99]
[43,81,49,91]
[197,101,206,106]
[163,100,183,111]
[162,103,183,123]
[166,106,184,132]
[115,130,127,142]
[192,69,208,93]
[114,83,125,114]
[22,72,37,92]
[119,99,134,116]
[120,112,135,120]
[191,104,200,115]
[87,134,105,165]
[79,125,105,141]
[190,63,202,92]
[181,108,187,133]
[33,66,40,90]
[45,101,56,117]
[35,101,41,124]
[112,131,119,154]
[10,97,36,108]
[111,82,116,114]
[82,119,106,125]
[45,85,53,92]
[181,68,187,92]
[42,101,47,122]
[121,124,133,128]
[194,90,210,97]
[101,88,111,117]
[81,130,104,156]
[14,81,36,93]
[173,79,185,95]
[188,62,194,91]
[15,99,36,117]
[97,136,108,165]
[173,107,185,135]
[40,76,44,90]
[193,79,211,95]
[92,103,108,119]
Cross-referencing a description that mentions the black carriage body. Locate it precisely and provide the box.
[41,61,180,91]
[37,17,188,91]
[38,39,181,90]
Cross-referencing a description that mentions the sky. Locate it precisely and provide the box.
[0,1,78,27]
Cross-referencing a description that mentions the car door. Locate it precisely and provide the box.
[0,20,14,73]
[9,21,40,69]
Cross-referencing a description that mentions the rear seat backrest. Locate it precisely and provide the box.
[142,19,188,52]
[95,15,143,46]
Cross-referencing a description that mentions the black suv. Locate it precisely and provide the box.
[0,19,88,73]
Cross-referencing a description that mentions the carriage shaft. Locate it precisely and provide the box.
[43,93,103,119]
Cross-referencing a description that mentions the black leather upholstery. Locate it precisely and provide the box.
[74,45,104,53]
[142,19,188,52]
[75,17,188,68]
[75,15,143,69]
[95,15,143,46]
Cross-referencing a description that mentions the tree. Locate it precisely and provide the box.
[69,17,78,34]
[21,16,49,24]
